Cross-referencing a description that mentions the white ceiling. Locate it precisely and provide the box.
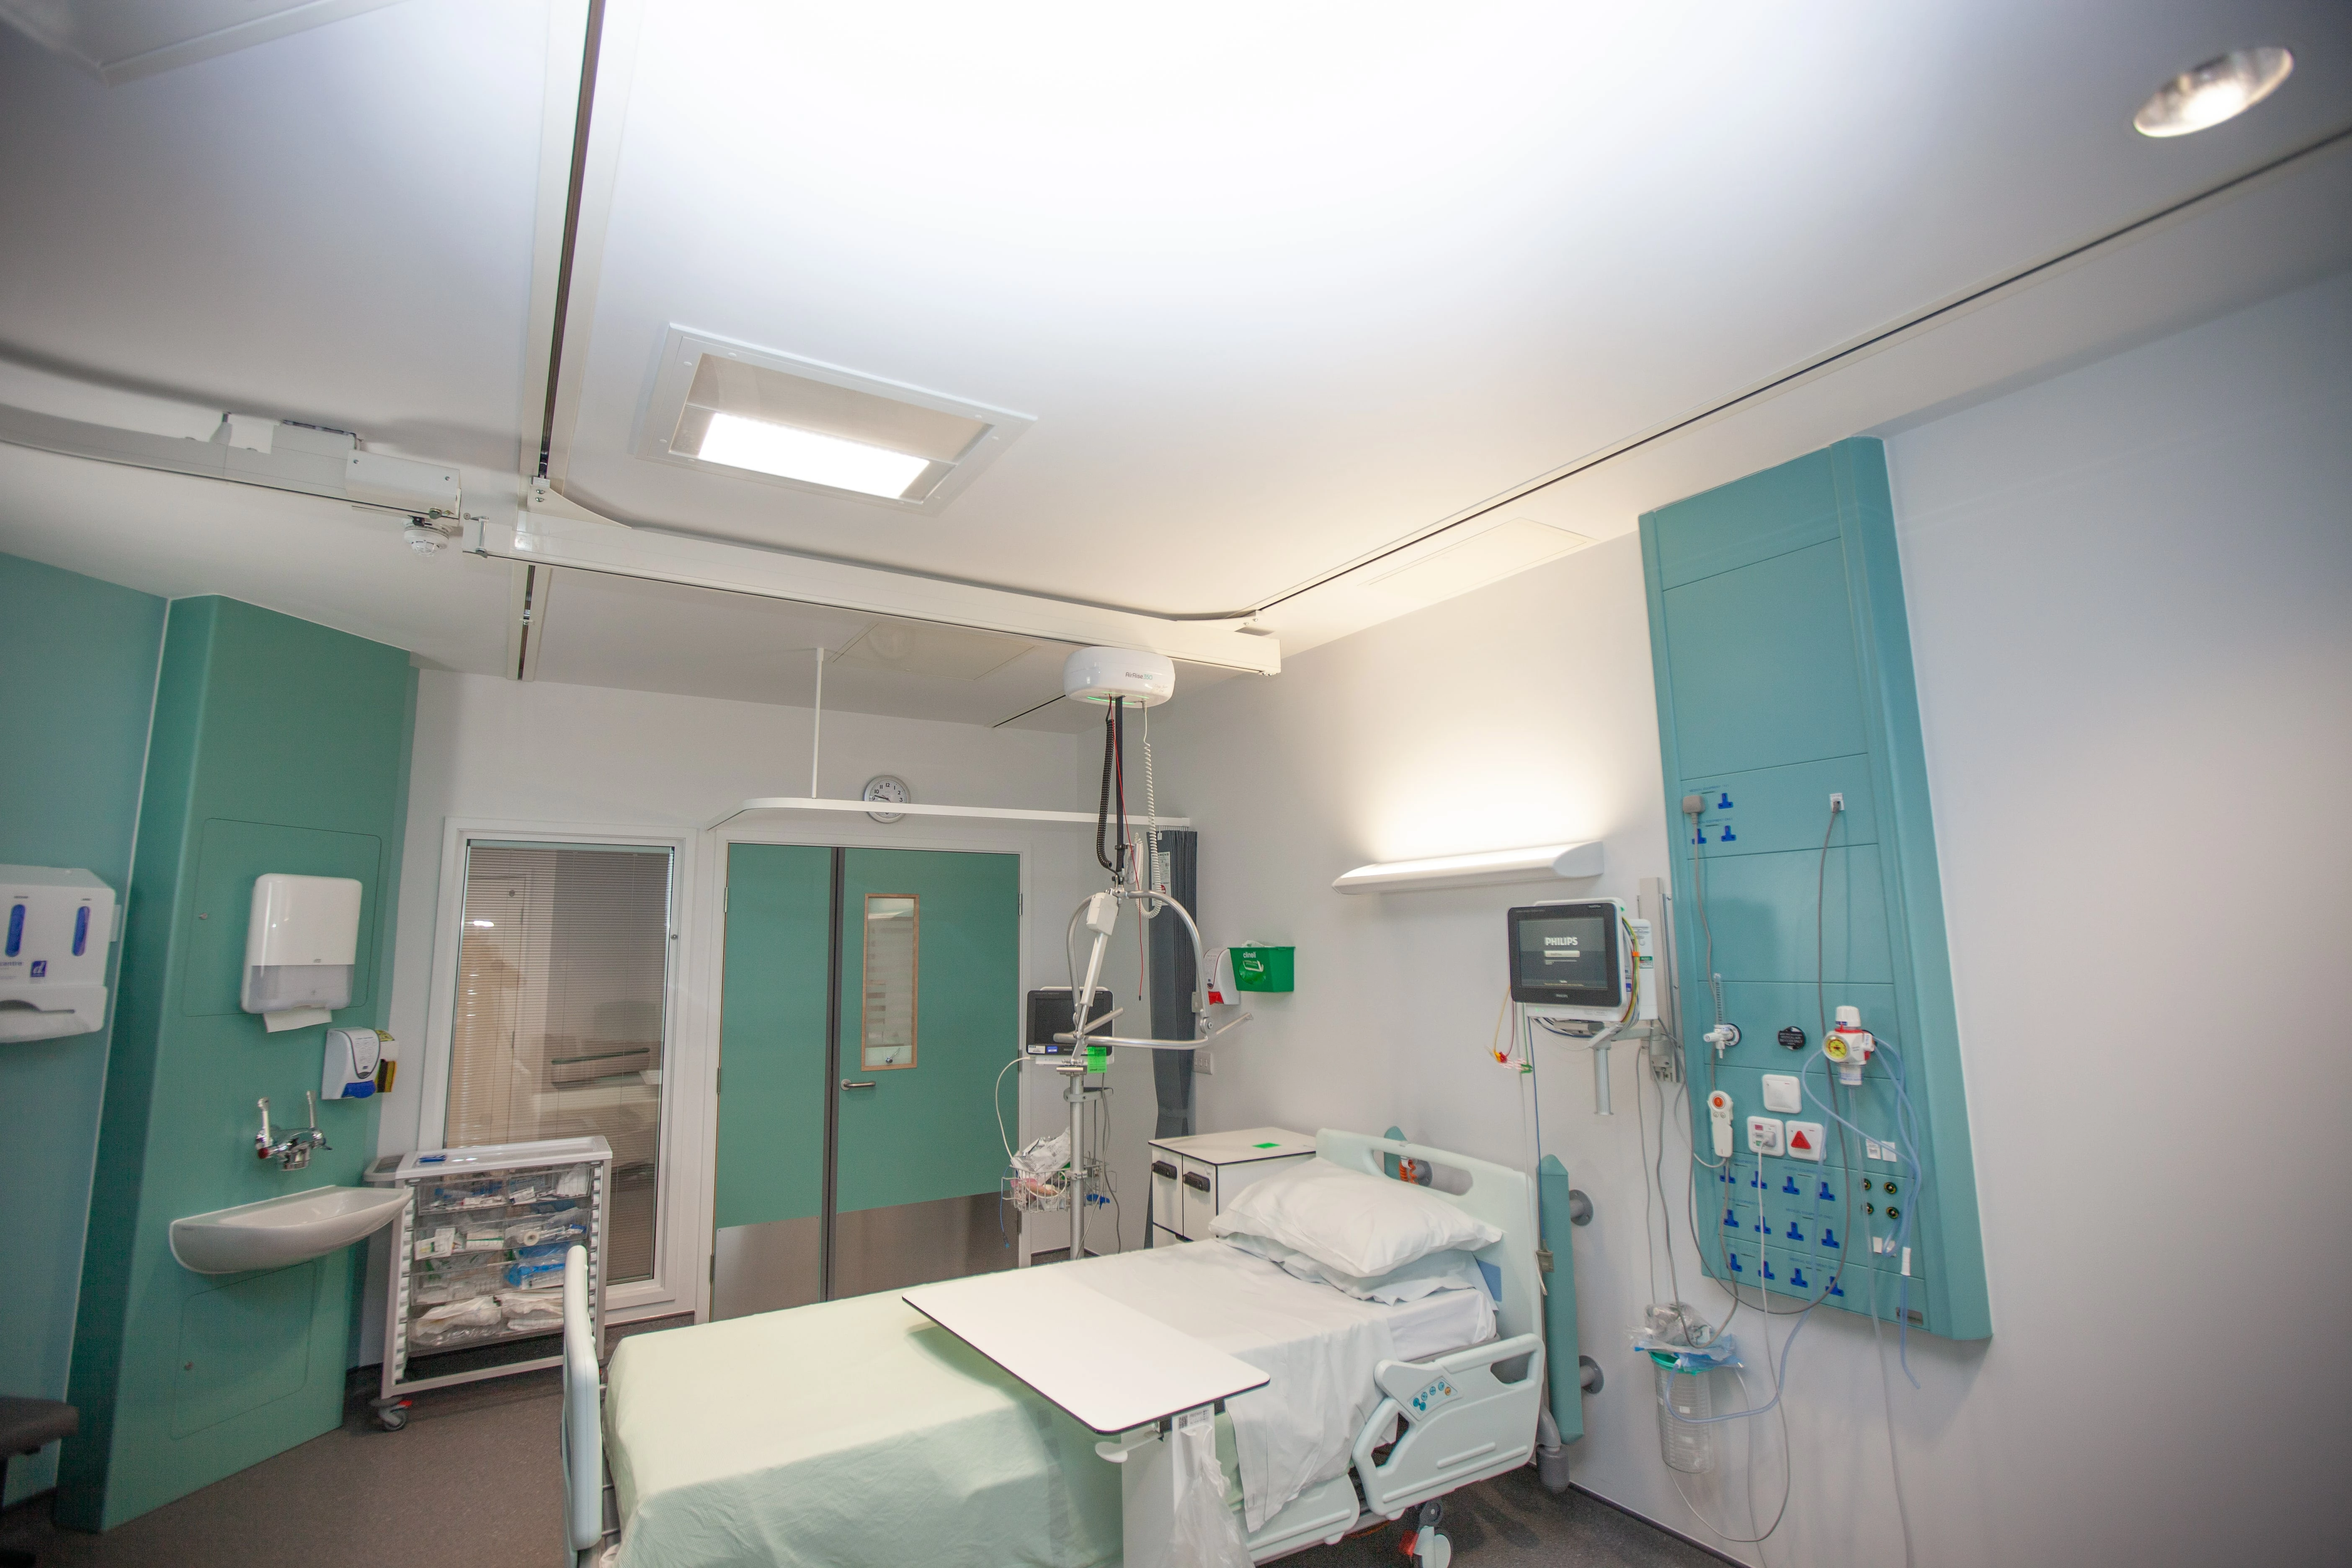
[2,0,2348,727]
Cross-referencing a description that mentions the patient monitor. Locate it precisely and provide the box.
[1506,899,1656,1115]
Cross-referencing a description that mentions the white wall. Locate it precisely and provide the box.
[1148,269,2352,1565]
[369,671,1142,1342]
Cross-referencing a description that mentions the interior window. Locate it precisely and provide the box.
[860,893,918,1069]
[445,842,673,1283]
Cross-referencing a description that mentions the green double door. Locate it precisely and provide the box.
[713,844,1021,1316]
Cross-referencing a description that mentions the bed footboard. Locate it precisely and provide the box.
[1349,1333,1545,1518]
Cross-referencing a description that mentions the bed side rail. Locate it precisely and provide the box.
[562,1244,603,1562]
[1349,1333,1545,1518]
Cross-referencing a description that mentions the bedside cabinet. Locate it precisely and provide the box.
[1148,1127,1315,1246]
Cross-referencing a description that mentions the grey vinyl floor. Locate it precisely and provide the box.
[2,1355,1720,1568]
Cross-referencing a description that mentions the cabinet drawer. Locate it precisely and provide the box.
[1177,1155,1217,1240]
[1150,1155,1184,1237]
[1151,1223,1189,1250]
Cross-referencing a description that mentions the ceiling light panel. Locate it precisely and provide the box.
[639,326,1033,510]
[697,413,932,498]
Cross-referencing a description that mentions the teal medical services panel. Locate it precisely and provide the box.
[1640,438,1990,1341]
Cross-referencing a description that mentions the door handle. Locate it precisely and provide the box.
[1181,1171,1212,1192]
[841,1080,877,1091]
[1151,1161,1179,1180]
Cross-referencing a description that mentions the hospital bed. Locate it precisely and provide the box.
[562,1130,1550,1568]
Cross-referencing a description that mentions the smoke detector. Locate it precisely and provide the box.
[1063,647,1175,707]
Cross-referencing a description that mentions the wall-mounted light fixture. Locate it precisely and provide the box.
[1331,840,1603,895]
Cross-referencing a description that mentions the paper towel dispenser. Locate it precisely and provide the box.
[243,873,363,1032]
[0,866,116,1044]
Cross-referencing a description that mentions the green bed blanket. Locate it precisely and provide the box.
[606,1290,1124,1567]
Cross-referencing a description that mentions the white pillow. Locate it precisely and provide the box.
[1220,1232,1487,1303]
[1210,1159,1502,1278]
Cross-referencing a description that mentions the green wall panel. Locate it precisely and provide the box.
[1641,438,1990,1341]
[59,597,416,1529]
[0,552,166,1507]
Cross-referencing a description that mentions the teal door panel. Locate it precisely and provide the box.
[835,848,1019,1217]
[714,844,833,1231]
[170,1263,321,1438]
[1660,540,1870,777]
[180,820,386,1017]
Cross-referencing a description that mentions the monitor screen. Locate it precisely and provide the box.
[1508,904,1620,1007]
[1025,986,1112,1054]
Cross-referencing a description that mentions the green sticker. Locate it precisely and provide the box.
[1254,1142,1279,1148]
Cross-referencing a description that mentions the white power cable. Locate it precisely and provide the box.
[994,1054,1024,1162]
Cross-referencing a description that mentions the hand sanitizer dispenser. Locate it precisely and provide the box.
[323,1026,395,1099]
[242,874,363,1032]
[0,867,116,1044]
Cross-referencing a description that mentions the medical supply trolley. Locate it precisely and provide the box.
[363,1135,612,1430]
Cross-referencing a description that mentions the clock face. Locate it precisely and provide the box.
[862,774,910,823]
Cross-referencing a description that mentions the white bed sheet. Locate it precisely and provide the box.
[1065,1239,1494,1530]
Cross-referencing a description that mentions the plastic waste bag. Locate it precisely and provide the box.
[1168,1408,1250,1568]
[1012,1130,1070,1182]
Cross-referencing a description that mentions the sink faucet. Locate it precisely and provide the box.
[256,1092,330,1170]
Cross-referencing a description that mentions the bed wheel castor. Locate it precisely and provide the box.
[376,1403,408,1431]
[1404,1501,1450,1568]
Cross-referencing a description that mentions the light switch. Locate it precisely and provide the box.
[1745,1116,1784,1157]
[1761,1073,1802,1113]
[1784,1121,1825,1161]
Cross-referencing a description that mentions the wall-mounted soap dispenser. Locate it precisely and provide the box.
[323,1026,395,1099]
[242,873,364,1032]
[0,866,117,1043]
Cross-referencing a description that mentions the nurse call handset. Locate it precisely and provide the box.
[1707,1090,1735,1159]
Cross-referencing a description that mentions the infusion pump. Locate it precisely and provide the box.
[1506,899,1658,1025]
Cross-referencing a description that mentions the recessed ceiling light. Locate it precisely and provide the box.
[640,326,1034,510]
[696,411,932,498]
[2134,47,2293,138]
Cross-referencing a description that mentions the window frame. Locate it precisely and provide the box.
[415,818,695,1319]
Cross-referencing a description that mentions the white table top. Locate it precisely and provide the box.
[1148,1127,1315,1164]
[903,1266,1269,1435]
